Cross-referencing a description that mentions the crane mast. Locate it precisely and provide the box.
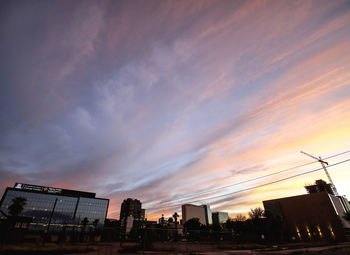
[300,151,339,196]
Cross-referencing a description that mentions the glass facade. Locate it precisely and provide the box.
[0,188,108,232]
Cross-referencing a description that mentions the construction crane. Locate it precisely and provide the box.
[300,151,339,196]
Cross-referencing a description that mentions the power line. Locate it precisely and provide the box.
[193,158,350,204]
[145,149,350,207]
[146,157,350,212]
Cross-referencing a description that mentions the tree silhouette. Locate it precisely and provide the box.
[226,215,247,239]
[8,197,26,216]
[173,212,179,241]
[92,219,99,230]
[248,207,265,241]
[248,207,264,220]
[81,217,89,232]
[234,214,246,222]
[183,218,201,241]
[184,218,201,230]
[173,212,178,223]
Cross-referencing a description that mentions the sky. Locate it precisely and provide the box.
[1,0,350,220]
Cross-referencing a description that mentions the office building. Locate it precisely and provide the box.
[212,212,229,227]
[263,192,350,242]
[203,205,212,225]
[120,198,144,221]
[182,204,212,225]
[0,183,109,232]
[119,198,145,239]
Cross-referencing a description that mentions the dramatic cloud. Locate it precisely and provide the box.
[1,0,350,220]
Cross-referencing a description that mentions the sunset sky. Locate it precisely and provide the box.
[1,0,350,220]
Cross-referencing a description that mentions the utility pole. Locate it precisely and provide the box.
[301,151,339,196]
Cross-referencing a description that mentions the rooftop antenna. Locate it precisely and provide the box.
[300,151,339,196]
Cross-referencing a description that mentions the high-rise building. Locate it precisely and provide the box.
[203,205,212,225]
[212,212,229,227]
[119,198,145,239]
[182,204,212,225]
[120,198,144,221]
[0,183,109,232]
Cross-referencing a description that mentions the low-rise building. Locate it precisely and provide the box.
[0,183,109,232]
[263,192,349,242]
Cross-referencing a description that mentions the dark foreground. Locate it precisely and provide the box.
[1,242,350,255]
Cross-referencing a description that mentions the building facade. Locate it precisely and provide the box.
[212,212,229,227]
[120,198,144,221]
[182,204,212,225]
[119,198,145,239]
[263,192,349,242]
[0,183,109,232]
[203,205,212,225]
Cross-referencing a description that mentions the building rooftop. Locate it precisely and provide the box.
[12,183,98,199]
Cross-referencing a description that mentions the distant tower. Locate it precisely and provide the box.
[203,205,212,225]
[212,212,229,227]
[119,198,145,239]
[120,198,143,221]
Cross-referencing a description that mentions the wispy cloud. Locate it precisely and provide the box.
[1,0,350,220]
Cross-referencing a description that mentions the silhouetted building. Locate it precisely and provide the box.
[182,204,212,225]
[203,205,212,225]
[0,210,6,220]
[263,192,350,242]
[119,198,145,239]
[304,179,350,213]
[339,196,350,213]
[212,212,229,227]
[141,208,146,219]
[0,183,109,232]
[120,198,144,221]
[125,215,134,236]
[305,179,336,195]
